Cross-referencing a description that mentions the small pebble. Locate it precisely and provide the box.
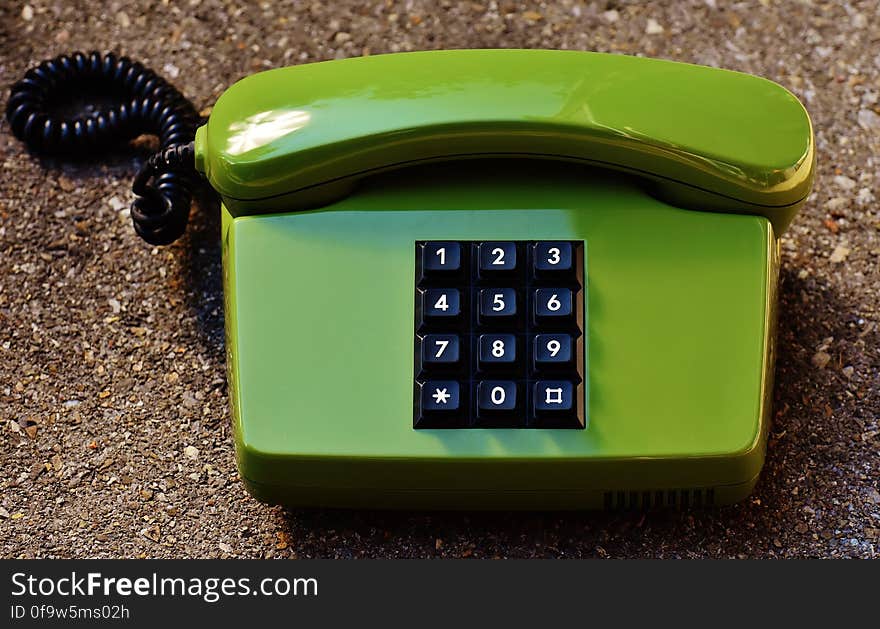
[833,175,856,191]
[829,245,850,263]
[645,19,664,34]
[858,108,880,132]
[811,351,831,369]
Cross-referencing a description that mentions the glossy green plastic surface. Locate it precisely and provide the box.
[197,49,814,233]
[223,163,778,508]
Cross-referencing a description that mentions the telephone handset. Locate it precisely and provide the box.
[195,49,813,233]
[8,49,815,509]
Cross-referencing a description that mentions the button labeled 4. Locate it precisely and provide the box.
[422,288,461,319]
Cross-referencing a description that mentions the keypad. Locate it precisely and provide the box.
[414,241,585,429]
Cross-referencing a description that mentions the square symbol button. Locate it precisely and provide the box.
[534,380,574,412]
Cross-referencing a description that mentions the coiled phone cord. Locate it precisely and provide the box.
[5,51,201,245]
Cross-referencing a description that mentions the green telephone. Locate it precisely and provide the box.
[7,47,810,510]
[190,49,814,509]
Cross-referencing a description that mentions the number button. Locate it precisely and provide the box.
[478,242,517,273]
[422,242,461,274]
[533,242,573,274]
[478,334,517,368]
[477,381,518,413]
[534,288,573,325]
[422,288,461,321]
[479,288,517,321]
[421,334,460,366]
[534,334,573,368]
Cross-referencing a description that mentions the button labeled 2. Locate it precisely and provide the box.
[479,242,517,273]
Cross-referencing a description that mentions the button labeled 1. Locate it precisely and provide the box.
[422,242,461,273]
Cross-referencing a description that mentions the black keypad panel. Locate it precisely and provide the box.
[414,241,585,429]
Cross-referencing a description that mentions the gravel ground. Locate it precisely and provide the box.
[1,1,878,559]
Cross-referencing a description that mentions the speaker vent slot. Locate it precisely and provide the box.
[602,488,716,510]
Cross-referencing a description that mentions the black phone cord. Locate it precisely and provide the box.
[5,51,201,245]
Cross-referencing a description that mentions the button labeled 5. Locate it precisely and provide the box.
[479,288,517,319]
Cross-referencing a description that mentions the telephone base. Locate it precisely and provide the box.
[223,161,777,510]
